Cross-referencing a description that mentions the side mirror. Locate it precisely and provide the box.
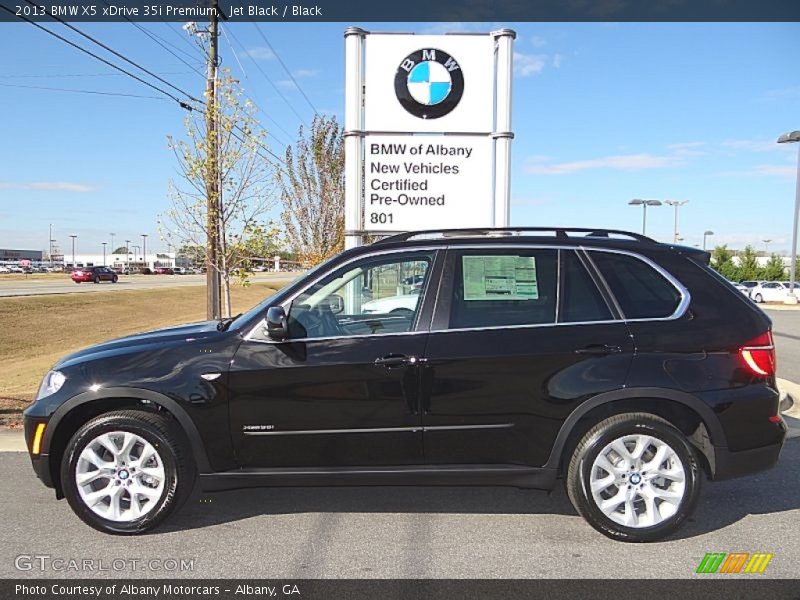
[265,306,288,340]
[326,294,345,314]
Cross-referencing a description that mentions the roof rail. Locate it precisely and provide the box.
[372,227,657,245]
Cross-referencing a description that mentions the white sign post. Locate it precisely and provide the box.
[344,28,515,245]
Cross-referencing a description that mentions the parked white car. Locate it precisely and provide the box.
[361,291,421,315]
[750,281,798,303]
[738,280,762,297]
[0,266,10,273]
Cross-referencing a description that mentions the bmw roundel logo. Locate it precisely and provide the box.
[395,48,464,120]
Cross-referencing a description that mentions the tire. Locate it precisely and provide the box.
[93,276,100,284]
[112,276,118,283]
[754,293,763,303]
[566,413,701,542]
[61,410,195,535]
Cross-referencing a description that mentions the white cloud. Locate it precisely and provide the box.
[667,142,706,156]
[552,54,563,68]
[514,52,548,77]
[293,69,319,79]
[739,165,797,178]
[531,35,547,47]
[761,86,800,101]
[722,139,789,153]
[244,47,275,61]
[0,181,95,192]
[525,153,682,175]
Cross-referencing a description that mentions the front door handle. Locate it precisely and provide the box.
[575,344,622,356]
[374,354,424,369]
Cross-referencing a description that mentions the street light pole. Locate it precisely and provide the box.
[125,240,131,271]
[69,234,77,268]
[665,200,689,244]
[110,232,116,261]
[102,242,107,266]
[778,130,800,303]
[141,234,148,270]
[703,230,714,251]
[628,199,662,236]
[763,239,772,255]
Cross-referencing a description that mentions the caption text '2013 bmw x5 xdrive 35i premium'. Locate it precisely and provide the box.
[23,228,786,541]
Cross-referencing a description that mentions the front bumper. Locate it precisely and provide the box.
[23,415,55,488]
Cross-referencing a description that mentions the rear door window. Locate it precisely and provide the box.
[560,251,613,322]
[448,249,558,329]
[589,251,682,319]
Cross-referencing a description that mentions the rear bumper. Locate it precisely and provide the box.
[712,421,786,480]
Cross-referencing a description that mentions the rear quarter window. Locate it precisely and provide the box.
[589,251,682,319]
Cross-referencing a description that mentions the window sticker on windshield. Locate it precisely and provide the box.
[462,255,539,301]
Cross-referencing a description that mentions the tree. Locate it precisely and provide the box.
[710,244,738,281]
[112,246,129,255]
[277,115,344,265]
[737,245,761,281]
[763,254,786,281]
[159,71,278,317]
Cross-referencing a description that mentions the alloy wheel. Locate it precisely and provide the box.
[75,431,166,522]
[588,434,686,528]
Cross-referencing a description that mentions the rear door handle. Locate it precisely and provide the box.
[575,344,622,356]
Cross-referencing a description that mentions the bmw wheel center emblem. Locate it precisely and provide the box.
[395,48,464,120]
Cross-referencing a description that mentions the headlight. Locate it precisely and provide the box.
[37,370,66,400]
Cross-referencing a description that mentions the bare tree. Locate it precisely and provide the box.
[277,115,344,265]
[159,71,278,317]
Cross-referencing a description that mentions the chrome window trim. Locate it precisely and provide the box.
[243,242,691,342]
[244,245,440,342]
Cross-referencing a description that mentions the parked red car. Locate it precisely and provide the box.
[70,266,118,284]
[154,267,175,275]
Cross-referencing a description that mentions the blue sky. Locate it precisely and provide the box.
[0,21,798,254]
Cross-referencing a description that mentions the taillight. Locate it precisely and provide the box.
[739,331,776,377]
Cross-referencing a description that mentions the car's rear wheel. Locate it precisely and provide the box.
[93,275,100,284]
[566,413,701,542]
[754,293,763,303]
[112,275,118,283]
[61,410,194,535]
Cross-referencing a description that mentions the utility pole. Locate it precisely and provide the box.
[205,0,222,320]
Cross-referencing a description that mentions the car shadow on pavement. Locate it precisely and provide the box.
[163,439,800,540]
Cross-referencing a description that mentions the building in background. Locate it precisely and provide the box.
[63,252,176,271]
[0,249,44,263]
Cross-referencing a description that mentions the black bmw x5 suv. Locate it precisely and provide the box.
[24,228,786,541]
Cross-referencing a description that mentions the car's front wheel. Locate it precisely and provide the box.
[754,293,763,303]
[566,413,701,542]
[61,410,194,534]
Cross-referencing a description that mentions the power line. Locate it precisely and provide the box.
[163,22,200,55]
[0,4,192,109]
[0,82,168,101]
[0,71,194,78]
[24,0,203,104]
[97,0,205,79]
[222,23,307,125]
[219,24,291,147]
[252,23,319,116]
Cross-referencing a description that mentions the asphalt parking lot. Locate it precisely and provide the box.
[0,272,297,297]
[1,439,799,579]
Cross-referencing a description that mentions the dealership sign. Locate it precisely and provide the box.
[344,29,515,243]
[366,135,493,230]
